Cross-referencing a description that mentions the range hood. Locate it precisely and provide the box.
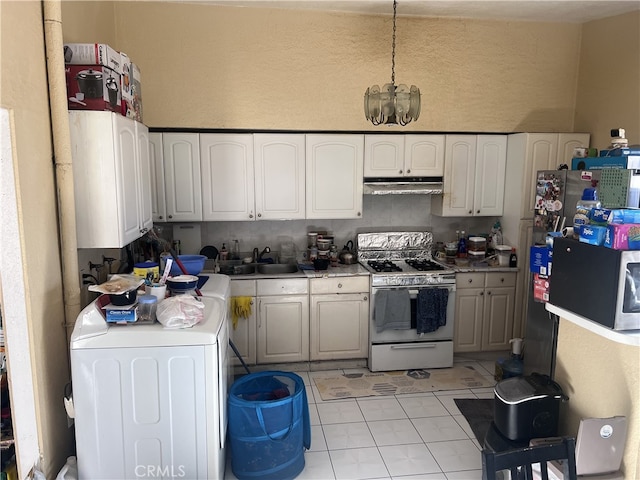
[363,177,444,195]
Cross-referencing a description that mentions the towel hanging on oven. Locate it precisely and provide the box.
[374,289,411,332]
[416,289,449,334]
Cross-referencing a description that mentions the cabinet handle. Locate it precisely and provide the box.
[159,215,163,220]
[363,296,368,301]
[406,169,411,174]
[257,213,262,218]
[357,212,361,217]
[479,291,484,296]
[468,210,473,214]
[468,279,473,283]
[168,215,173,219]
[487,291,491,295]
[500,278,505,283]
[476,210,480,214]
[399,170,403,174]
[338,283,342,288]
[249,214,253,219]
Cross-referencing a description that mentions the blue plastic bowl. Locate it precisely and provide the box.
[168,255,207,276]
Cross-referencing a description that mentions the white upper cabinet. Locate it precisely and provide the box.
[364,135,444,177]
[163,133,202,222]
[149,133,167,222]
[432,134,506,217]
[253,134,306,220]
[200,134,255,221]
[69,111,152,248]
[306,134,364,219]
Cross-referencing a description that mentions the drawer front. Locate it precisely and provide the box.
[230,279,256,297]
[310,276,370,294]
[257,278,308,296]
[456,272,485,288]
[369,341,453,372]
[485,272,516,288]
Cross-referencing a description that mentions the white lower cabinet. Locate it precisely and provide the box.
[454,272,516,352]
[310,276,370,361]
[256,278,309,364]
[229,280,257,367]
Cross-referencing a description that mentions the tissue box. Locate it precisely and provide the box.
[579,225,607,245]
[530,246,553,275]
[604,223,640,250]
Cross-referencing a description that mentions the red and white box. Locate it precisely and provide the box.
[63,43,122,73]
[533,273,550,303]
[65,64,121,113]
[120,53,143,122]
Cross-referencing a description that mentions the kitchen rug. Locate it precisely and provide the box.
[313,366,494,401]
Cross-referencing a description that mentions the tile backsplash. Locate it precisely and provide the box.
[169,195,497,259]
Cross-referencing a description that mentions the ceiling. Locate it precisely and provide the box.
[192,0,640,24]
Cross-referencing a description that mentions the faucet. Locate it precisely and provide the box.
[254,246,271,263]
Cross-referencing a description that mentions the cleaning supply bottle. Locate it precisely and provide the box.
[491,221,503,248]
[573,187,601,236]
[232,239,240,260]
[220,243,229,261]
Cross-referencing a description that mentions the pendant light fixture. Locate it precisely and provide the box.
[364,0,421,126]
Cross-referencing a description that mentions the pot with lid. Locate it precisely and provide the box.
[76,69,104,98]
[339,240,355,265]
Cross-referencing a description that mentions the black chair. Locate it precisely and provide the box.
[482,436,578,480]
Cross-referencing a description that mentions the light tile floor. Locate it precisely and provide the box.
[225,354,500,480]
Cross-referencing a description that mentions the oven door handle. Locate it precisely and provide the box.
[407,286,456,296]
[390,343,437,349]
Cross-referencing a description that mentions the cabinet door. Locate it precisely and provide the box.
[136,123,153,235]
[113,114,141,246]
[254,134,305,220]
[306,134,364,219]
[453,287,484,352]
[404,135,445,176]
[481,286,515,351]
[474,135,507,216]
[201,134,255,221]
[436,135,477,216]
[364,135,404,177]
[257,295,309,363]
[149,133,167,222]
[310,293,369,360]
[557,133,590,166]
[163,133,202,222]
[230,299,256,367]
[522,134,558,219]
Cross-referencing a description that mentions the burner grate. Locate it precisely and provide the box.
[367,260,403,273]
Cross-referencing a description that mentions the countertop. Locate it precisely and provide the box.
[546,303,640,347]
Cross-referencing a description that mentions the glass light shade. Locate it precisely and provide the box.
[364,83,420,126]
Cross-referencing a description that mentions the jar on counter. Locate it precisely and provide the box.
[137,294,157,323]
[308,246,318,261]
[329,245,339,265]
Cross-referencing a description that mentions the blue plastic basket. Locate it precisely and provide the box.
[228,371,310,480]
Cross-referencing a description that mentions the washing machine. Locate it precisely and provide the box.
[70,275,230,479]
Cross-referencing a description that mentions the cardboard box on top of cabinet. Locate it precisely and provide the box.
[66,64,122,113]
[530,245,552,275]
[120,51,143,122]
[63,43,122,73]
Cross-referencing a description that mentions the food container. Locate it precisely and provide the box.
[109,288,138,306]
[468,251,485,262]
[317,238,332,251]
[494,373,567,442]
[307,233,318,248]
[468,236,487,253]
[313,258,330,270]
[166,275,199,295]
[137,294,157,323]
[495,245,512,266]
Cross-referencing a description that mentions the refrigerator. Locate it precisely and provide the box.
[523,169,601,378]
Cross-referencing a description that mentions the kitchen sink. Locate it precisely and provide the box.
[257,264,298,274]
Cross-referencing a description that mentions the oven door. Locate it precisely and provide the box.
[370,285,455,343]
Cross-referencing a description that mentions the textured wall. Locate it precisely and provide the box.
[574,11,640,150]
[555,319,639,478]
[0,1,74,476]
[62,2,585,132]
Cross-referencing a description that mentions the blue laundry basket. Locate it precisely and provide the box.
[228,371,311,480]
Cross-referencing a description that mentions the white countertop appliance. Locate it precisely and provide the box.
[70,275,231,479]
[357,231,456,371]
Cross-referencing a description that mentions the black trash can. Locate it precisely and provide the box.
[227,371,310,480]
